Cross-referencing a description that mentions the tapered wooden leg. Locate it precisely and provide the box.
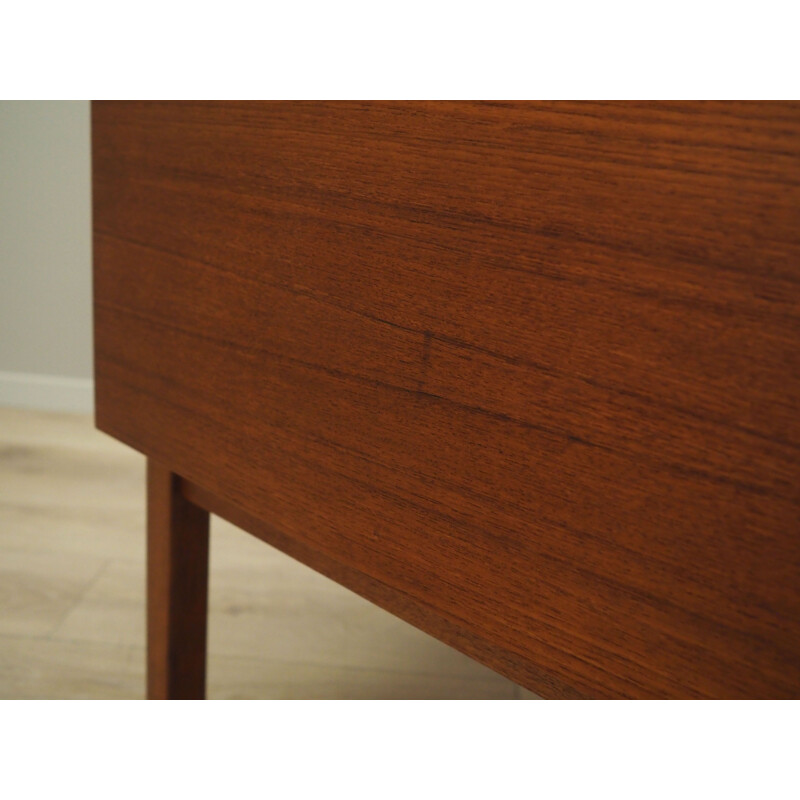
[147,459,210,699]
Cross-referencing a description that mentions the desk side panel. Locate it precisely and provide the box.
[93,101,800,698]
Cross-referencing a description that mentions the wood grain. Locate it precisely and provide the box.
[93,102,800,698]
[147,459,209,699]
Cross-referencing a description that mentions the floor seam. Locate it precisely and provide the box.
[47,558,114,638]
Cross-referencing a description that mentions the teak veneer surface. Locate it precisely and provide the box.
[92,101,800,698]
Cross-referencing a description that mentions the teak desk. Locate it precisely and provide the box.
[92,101,800,699]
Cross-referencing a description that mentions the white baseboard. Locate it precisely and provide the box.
[0,370,94,414]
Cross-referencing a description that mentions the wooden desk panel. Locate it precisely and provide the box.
[93,101,800,698]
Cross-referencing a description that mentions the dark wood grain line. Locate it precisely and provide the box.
[95,290,799,498]
[98,219,798,446]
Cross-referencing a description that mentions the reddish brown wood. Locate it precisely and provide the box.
[147,459,210,699]
[94,102,800,698]
[181,478,583,698]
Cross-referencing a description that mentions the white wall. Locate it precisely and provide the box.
[0,101,93,412]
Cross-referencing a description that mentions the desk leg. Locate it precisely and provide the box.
[147,459,210,699]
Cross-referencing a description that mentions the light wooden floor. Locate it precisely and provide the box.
[0,407,538,699]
